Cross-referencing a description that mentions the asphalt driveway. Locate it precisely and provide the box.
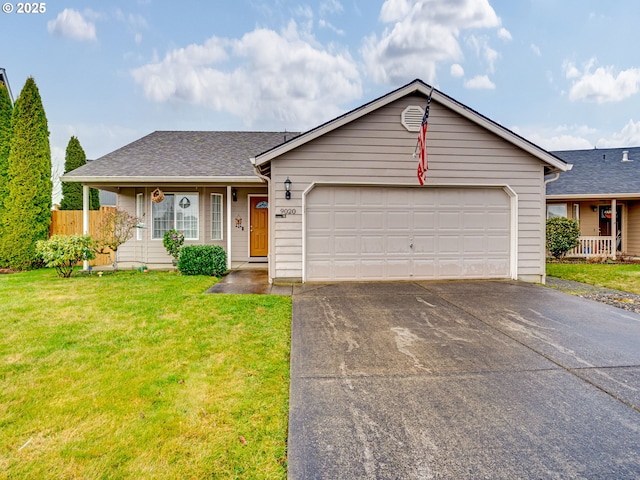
[288,280,640,479]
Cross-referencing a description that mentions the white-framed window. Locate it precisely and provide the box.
[211,194,223,240]
[152,193,199,240]
[136,193,143,240]
[547,204,567,219]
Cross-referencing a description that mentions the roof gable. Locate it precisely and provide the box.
[253,79,569,174]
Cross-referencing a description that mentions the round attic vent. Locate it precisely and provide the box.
[401,105,424,132]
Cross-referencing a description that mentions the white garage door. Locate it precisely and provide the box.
[305,186,511,281]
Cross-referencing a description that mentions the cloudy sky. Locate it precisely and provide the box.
[4,0,640,185]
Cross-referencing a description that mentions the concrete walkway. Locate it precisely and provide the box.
[288,280,640,479]
[205,269,293,295]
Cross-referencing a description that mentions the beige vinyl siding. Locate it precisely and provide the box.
[625,201,640,255]
[230,187,269,262]
[117,186,265,267]
[270,94,547,282]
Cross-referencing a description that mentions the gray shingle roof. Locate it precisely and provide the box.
[63,131,298,180]
[548,146,640,196]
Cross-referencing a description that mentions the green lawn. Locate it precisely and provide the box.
[547,262,640,294]
[0,269,291,479]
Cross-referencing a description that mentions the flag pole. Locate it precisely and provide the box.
[413,86,434,157]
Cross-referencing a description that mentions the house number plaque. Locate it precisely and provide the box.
[280,208,296,215]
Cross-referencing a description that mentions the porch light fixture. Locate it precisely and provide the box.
[232,188,237,202]
[284,177,292,200]
[591,205,598,212]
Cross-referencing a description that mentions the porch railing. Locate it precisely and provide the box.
[566,236,613,258]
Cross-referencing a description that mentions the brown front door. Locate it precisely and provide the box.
[250,197,268,257]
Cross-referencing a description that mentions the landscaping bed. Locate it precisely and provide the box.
[546,262,640,314]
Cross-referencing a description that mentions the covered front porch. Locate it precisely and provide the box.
[548,197,637,259]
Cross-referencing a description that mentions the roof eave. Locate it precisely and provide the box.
[546,193,640,200]
[61,175,264,184]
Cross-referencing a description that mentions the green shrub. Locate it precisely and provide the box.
[177,245,227,276]
[36,235,96,277]
[163,229,184,262]
[546,216,580,259]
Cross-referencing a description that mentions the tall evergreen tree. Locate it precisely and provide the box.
[0,84,12,267]
[60,136,100,210]
[0,77,52,270]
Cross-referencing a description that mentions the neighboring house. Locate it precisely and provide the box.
[63,79,569,283]
[547,147,640,259]
[0,68,14,105]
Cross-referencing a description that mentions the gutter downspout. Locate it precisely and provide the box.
[250,158,272,284]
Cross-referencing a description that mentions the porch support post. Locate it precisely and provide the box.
[226,186,232,270]
[611,198,617,260]
[82,185,89,270]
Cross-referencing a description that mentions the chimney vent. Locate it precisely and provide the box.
[622,150,631,162]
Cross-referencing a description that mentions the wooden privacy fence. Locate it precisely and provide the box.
[49,206,116,266]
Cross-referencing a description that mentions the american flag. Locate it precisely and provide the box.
[416,91,432,186]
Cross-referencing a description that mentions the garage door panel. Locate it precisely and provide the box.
[413,259,436,277]
[413,211,435,229]
[387,211,411,229]
[334,211,357,230]
[307,236,331,254]
[334,260,358,279]
[438,211,461,229]
[360,260,386,279]
[307,210,331,229]
[463,212,486,230]
[334,189,357,206]
[387,260,411,278]
[306,186,510,281]
[438,236,460,253]
[361,236,385,254]
[488,235,510,253]
[487,211,510,229]
[412,235,435,253]
[387,236,411,254]
[334,236,358,255]
[438,259,463,278]
[463,235,488,253]
[361,211,384,230]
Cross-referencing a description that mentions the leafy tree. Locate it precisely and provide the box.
[95,208,140,271]
[59,136,100,210]
[546,216,581,259]
[0,84,12,267]
[0,77,52,270]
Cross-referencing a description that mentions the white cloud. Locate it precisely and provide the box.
[567,60,640,103]
[530,43,541,57]
[362,0,501,84]
[464,75,495,89]
[319,19,345,35]
[512,124,601,151]
[467,35,499,72]
[47,8,97,41]
[131,21,361,130]
[597,119,640,148]
[450,63,464,78]
[497,27,511,41]
[320,0,343,16]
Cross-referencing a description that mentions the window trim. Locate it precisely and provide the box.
[211,193,223,241]
[547,203,567,219]
[136,193,144,240]
[151,192,200,240]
